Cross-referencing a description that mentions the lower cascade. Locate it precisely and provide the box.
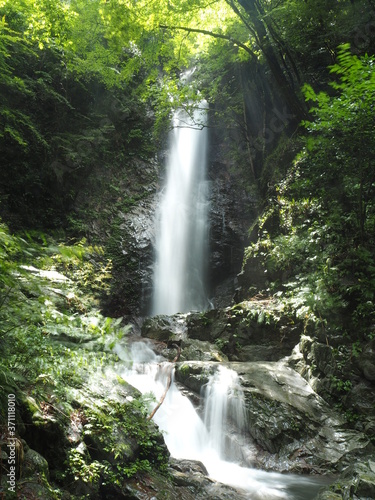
[119,341,326,499]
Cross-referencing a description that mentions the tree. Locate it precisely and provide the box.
[302,44,375,242]
[0,0,158,227]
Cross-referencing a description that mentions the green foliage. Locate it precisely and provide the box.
[214,338,229,351]
[245,46,375,338]
[301,44,375,240]
[0,221,169,495]
[198,312,213,327]
[2,0,372,230]
[268,0,371,79]
[0,0,159,228]
[231,301,283,327]
[66,397,168,490]
[0,225,116,388]
[330,375,352,393]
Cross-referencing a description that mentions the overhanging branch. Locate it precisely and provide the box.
[159,24,255,59]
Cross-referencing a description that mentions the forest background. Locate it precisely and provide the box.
[1,0,375,497]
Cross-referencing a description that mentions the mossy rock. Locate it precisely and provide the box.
[174,362,217,394]
[315,492,343,499]
[12,481,58,500]
[180,339,228,362]
[142,314,187,342]
[19,395,39,420]
[19,398,71,472]
[22,448,50,480]
[317,458,375,499]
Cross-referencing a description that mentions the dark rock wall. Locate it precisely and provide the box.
[99,132,258,317]
[207,130,258,307]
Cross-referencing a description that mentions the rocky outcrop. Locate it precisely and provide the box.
[118,458,250,500]
[142,301,303,362]
[186,304,302,362]
[315,458,375,499]
[207,169,255,306]
[142,314,188,342]
[110,196,158,316]
[168,459,249,499]
[292,335,375,440]
[175,359,372,474]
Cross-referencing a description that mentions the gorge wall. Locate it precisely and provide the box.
[71,122,258,319]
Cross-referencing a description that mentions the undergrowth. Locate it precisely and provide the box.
[0,221,169,498]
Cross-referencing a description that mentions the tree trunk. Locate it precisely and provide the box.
[233,0,307,122]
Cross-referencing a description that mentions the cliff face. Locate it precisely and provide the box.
[78,130,258,318]
[208,135,257,307]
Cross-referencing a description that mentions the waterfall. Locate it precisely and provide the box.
[136,83,326,498]
[119,342,324,500]
[203,366,247,460]
[152,103,209,315]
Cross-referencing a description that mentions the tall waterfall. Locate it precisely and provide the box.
[152,103,209,315]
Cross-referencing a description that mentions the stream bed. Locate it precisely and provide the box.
[118,341,330,499]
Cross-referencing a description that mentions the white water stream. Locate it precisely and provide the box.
[119,342,324,499]
[145,91,325,497]
[152,103,210,315]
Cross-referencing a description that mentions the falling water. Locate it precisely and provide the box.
[152,103,210,315]
[203,366,248,460]
[119,342,325,499]
[141,81,327,497]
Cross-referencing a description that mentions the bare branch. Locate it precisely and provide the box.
[147,344,181,421]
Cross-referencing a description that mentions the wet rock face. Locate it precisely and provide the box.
[141,314,229,363]
[360,338,375,383]
[186,303,302,362]
[121,459,249,500]
[168,458,249,499]
[207,161,257,307]
[292,335,375,446]
[142,314,187,343]
[174,359,371,474]
[107,169,255,316]
[316,459,375,499]
[17,359,172,500]
[141,304,303,363]
[104,196,157,317]
[175,361,216,395]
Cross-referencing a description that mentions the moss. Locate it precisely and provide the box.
[198,312,213,327]
[178,363,191,376]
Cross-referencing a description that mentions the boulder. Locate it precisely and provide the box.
[316,457,375,499]
[142,314,188,342]
[175,360,371,473]
[360,339,375,383]
[22,448,50,480]
[186,302,303,362]
[175,362,217,395]
[207,174,253,305]
[106,197,158,316]
[168,458,249,499]
[121,460,249,500]
[179,338,228,363]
